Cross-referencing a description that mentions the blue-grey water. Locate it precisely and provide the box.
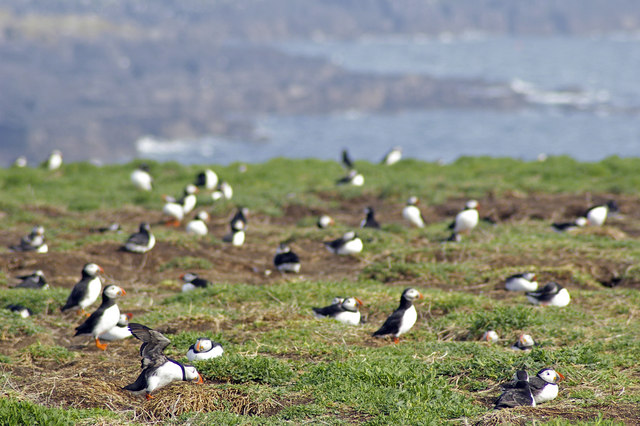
[138,34,640,164]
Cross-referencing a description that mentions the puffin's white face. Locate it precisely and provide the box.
[33,225,45,235]
[182,272,198,282]
[184,365,204,383]
[519,334,534,347]
[482,330,499,342]
[403,288,423,302]
[538,368,564,383]
[276,243,290,254]
[185,184,198,195]
[575,217,588,227]
[341,297,363,311]
[466,200,479,209]
[104,285,125,299]
[195,338,213,352]
[331,297,344,305]
[523,272,536,281]
[84,263,103,276]
[196,211,210,221]
[140,222,151,232]
[117,314,129,326]
[407,196,419,206]
[342,231,356,241]
[35,270,44,277]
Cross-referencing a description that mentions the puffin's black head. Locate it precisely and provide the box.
[401,288,423,302]
[139,222,151,232]
[82,263,103,277]
[103,285,126,299]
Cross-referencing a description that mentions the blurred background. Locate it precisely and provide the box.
[1,0,640,166]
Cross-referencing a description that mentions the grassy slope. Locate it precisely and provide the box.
[1,156,640,425]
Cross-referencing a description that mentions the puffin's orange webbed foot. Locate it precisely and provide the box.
[95,338,108,351]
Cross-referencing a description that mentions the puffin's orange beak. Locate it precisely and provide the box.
[355,298,364,306]
[557,372,565,381]
[126,313,134,319]
[120,288,126,295]
[180,273,185,279]
[195,341,201,352]
[418,292,424,299]
[195,373,204,384]
[99,266,104,273]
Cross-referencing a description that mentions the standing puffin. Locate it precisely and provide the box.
[180,273,211,292]
[505,272,538,292]
[381,146,402,165]
[74,284,126,350]
[494,370,535,409]
[99,313,134,341]
[194,169,219,191]
[526,282,571,307]
[372,288,423,343]
[324,231,363,255]
[312,297,363,326]
[223,207,248,246]
[123,222,156,253]
[403,196,425,228]
[10,225,48,253]
[130,164,153,191]
[45,149,63,170]
[186,337,224,361]
[185,211,209,236]
[61,263,104,315]
[124,323,203,399]
[448,200,479,240]
[273,243,301,273]
[13,270,48,290]
[360,207,381,229]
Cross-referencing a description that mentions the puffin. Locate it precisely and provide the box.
[448,200,479,239]
[481,330,499,343]
[74,284,126,350]
[317,215,335,229]
[360,207,381,229]
[584,200,618,226]
[10,225,48,253]
[230,207,249,232]
[95,222,122,233]
[511,334,535,351]
[186,337,224,361]
[162,184,198,226]
[312,297,363,326]
[180,273,211,292]
[403,196,425,228]
[381,146,402,165]
[494,370,535,409]
[130,164,153,191]
[212,181,233,201]
[273,243,301,273]
[526,282,571,307]
[194,169,218,191]
[551,217,587,232]
[324,231,363,255]
[336,169,364,186]
[7,304,32,318]
[185,211,209,236]
[503,368,564,404]
[123,222,156,253]
[45,149,63,170]
[372,288,423,343]
[505,272,538,292]
[124,323,203,399]
[60,263,104,315]
[13,156,27,168]
[99,313,134,341]
[341,149,354,170]
[13,270,48,290]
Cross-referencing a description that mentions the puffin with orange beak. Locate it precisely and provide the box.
[74,285,126,350]
[312,297,364,326]
[125,323,204,400]
[372,288,423,343]
[187,337,224,361]
[61,263,104,316]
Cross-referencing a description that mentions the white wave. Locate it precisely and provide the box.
[510,78,610,108]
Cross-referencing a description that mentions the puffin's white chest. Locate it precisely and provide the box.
[163,203,185,221]
[397,305,417,336]
[80,277,102,309]
[403,206,425,228]
[333,310,361,326]
[182,194,197,215]
[587,206,607,226]
[147,361,184,393]
[187,345,224,361]
[337,238,363,255]
[93,304,120,337]
[186,220,208,236]
[534,383,559,403]
[454,209,479,233]
[505,277,538,292]
[99,325,132,341]
[131,170,152,191]
[548,289,571,307]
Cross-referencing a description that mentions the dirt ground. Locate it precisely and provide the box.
[1,192,639,423]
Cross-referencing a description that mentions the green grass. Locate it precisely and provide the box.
[2,157,640,424]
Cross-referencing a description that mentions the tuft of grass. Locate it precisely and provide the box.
[196,354,295,386]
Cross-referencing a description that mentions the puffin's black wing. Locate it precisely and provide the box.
[61,279,89,311]
[526,283,559,303]
[324,238,343,251]
[123,370,149,392]
[127,231,149,247]
[342,150,354,169]
[312,303,343,317]
[129,323,171,369]
[275,252,300,265]
[74,305,106,336]
[494,384,533,409]
[192,278,210,289]
[15,275,43,289]
[372,308,404,337]
[336,175,351,185]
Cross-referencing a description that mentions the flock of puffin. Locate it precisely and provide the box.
[5,147,621,407]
